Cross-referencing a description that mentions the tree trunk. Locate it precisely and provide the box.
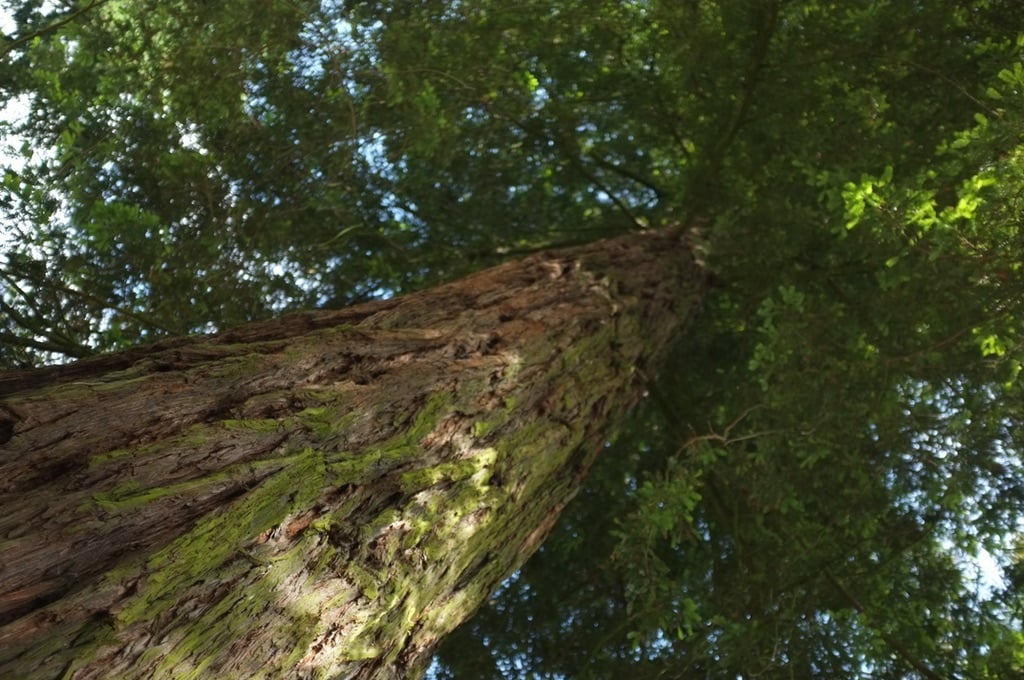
[0,229,705,679]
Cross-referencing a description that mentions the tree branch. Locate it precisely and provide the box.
[0,0,111,59]
[822,567,945,680]
[689,0,780,221]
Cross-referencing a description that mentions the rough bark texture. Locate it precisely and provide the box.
[0,229,705,679]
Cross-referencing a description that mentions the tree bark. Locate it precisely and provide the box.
[0,229,705,679]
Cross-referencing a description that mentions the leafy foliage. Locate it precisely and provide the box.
[3,0,1024,676]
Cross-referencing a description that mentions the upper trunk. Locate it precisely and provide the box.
[0,229,705,679]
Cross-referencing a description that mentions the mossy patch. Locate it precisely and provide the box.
[111,449,327,626]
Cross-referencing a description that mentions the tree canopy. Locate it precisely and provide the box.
[2,0,1024,676]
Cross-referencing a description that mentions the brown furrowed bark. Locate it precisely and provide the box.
[0,229,705,679]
